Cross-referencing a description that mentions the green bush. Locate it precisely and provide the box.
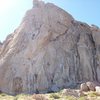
[88,91,97,97]
[50,93,60,99]
[65,95,77,100]
[78,96,86,100]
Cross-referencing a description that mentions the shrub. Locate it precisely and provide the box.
[65,95,77,100]
[87,91,97,97]
[50,93,60,99]
[78,97,86,100]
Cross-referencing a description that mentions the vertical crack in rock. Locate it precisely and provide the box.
[75,33,82,82]
[88,32,97,81]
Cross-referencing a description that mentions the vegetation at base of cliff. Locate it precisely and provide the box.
[0,90,100,100]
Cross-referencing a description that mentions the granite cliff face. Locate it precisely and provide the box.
[0,0,100,95]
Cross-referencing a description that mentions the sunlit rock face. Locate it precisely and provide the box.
[0,0,100,95]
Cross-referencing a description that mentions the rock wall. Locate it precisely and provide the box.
[0,0,100,95]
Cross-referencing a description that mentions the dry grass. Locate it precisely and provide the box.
[32,94,48,100]
[0,90,100,100]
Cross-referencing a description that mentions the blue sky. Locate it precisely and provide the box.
[0,0,100,42]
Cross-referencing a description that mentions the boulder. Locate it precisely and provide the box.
[80,83,89,92]
[86,82,96,91]
[62,89,79,97]
[95,86,100,94]
[78,90,86,97]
